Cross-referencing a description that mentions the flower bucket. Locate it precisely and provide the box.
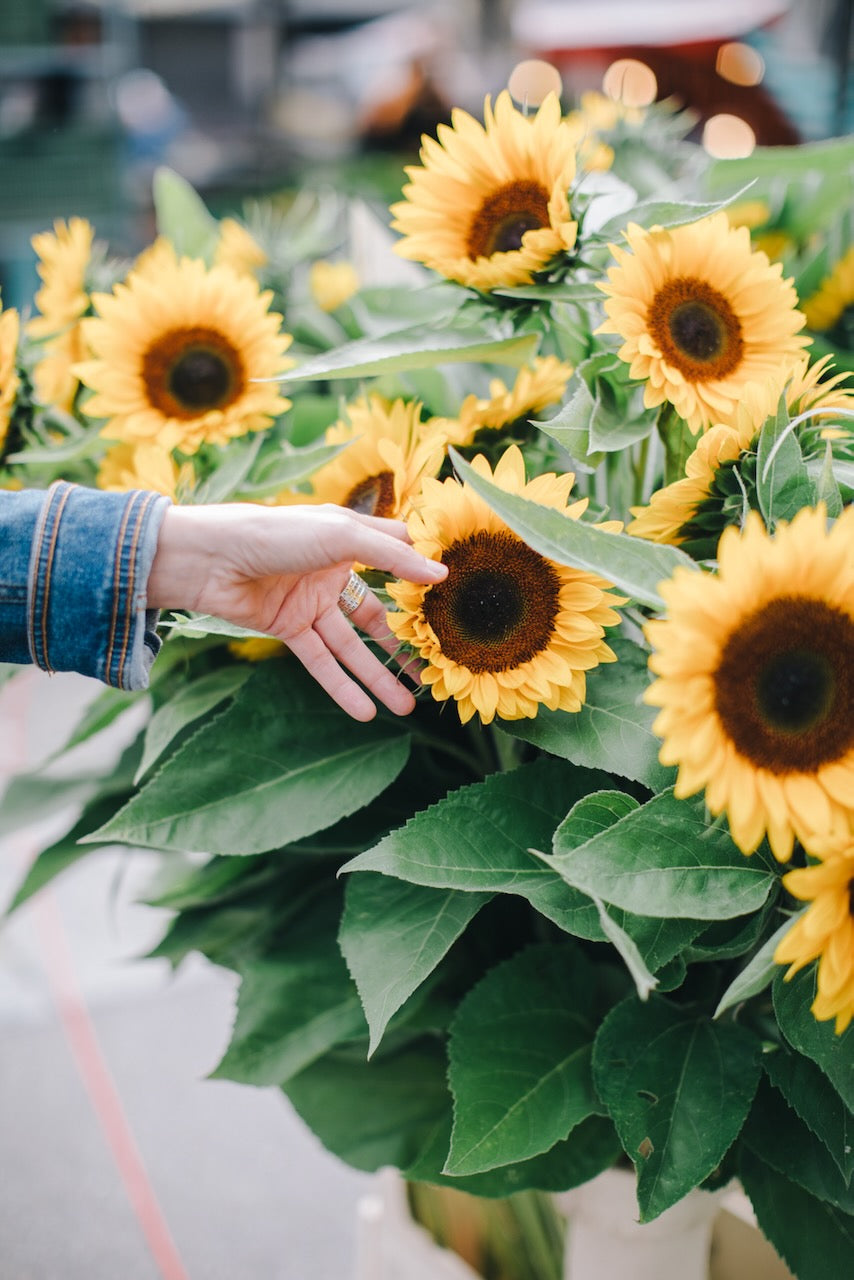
[554,1168,723,1280]
[355,1169,796,1280]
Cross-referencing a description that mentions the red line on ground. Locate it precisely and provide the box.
[32,889,193,1280]
[2,671,190,1280]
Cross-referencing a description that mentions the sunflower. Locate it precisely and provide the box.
[214,217,268,277]
[228,637,287,661]
[389,91,578,290]
[26,217,95,413]
[27,217,93,337]
[775,834,854,1034]
[309,260,360,313]
[645,506,854,861]
[76,256,293,456]
[628,356,854,550]
[800,245,854,334]
[96,441,194,500]
[627,423,751,550]
[386,445,625,724]
[438,356,573,448]
[307,394,446,519]
[597,212,810,433]
[0,306,20,459]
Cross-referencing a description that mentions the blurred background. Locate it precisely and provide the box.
[0,0,851,309]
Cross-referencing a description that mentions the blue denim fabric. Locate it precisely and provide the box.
[0,481,171,690]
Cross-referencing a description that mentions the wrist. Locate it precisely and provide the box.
[147,505,215,611]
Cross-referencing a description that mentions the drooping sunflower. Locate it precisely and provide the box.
[645,505,854,861]
[629,356,854,551]
[627,423,751,551]
[96,441,195,500]
[26,217,95,413]
[438,356,573,448]
[597,212,810,433]
[800,245,854,334]
[76,256,293,455]
[0,305,20,459]
[386,445,625,724]
[390,91,578,290]
[775,834,854,1034]
[307,395,446,519]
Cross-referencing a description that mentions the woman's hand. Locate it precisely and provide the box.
[147,502,447,721]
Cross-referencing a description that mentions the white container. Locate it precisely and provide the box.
[554,1167,723,1280]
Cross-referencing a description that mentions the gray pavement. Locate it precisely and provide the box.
[0,669,372,1280]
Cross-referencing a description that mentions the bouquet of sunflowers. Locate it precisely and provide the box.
[2,84,853,1280]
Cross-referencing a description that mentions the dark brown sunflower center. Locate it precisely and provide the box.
[344,470,396,517]
[422,530,561,673]
[143,326,245,419]
[647,278,744,382]
[467,181,551,260]
[713,596,854,774]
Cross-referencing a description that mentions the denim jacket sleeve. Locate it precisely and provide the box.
[0,481,171,690]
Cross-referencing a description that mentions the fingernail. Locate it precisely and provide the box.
[423,559,448,579]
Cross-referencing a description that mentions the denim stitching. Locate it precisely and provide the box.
[112,490,158,688]
[105,492,140,686]
[28,480,73,673]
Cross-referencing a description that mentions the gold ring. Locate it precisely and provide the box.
[338,569,369,617]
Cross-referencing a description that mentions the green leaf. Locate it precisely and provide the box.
[284,1040,452,1173]
[340,873,491,1056]
[449,448,696,609]
[190,435,266,504]
[536,374,602,463]
[408,1113,621,1196]
[714,914,800,1017]
[6,789,136,912]
[210,892,365,1086]
[446,944,604,1175]
[343,756,606,894]
[57,688,144,756]
[740,1149,854,1280]
[773,967,854,1111]
[275,326,539,384]
[85,661,411,854]
[763,1044,854,1185]
[153,166,219,261]
[547,789,777,920]
[591,895,658,1002]
[815,442,844,519]
[742,1079,854,1211]
[0,736,144,841]
[234,439,346,499]
[539,790,705,974]
[593,996,762,1220]
[756,396,816,526]
[595,194,744,241]
[502,636,674,791]
[557,790,640,843]
[136,665,251,781]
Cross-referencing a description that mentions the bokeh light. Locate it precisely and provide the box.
[507,60,563,108]
[716,42,766,87]
[602,59,657,108]
[702,113,757,158]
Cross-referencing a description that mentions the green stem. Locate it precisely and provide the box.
[491,725,523,774]
[409,728,487,776]
[657,402,696,486]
